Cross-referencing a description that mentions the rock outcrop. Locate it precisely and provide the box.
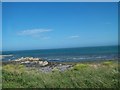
[14,57,48,66]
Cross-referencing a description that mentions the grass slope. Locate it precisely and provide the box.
[2,61,119,88]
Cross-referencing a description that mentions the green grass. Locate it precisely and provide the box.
[2,61,119,88]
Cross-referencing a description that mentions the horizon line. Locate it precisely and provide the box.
[1,44,118,52]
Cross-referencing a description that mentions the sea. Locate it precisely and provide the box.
[2,45,119,62]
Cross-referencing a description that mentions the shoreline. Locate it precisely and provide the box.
[2,56,118,73]
[0,55,13,59]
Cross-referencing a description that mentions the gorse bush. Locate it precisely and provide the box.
[2,61,119,88]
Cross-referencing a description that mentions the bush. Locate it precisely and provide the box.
[102,61,113,66]
[73,63,88,70]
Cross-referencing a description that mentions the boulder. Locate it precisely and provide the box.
[38,61,48,66]
[21,61,30,64]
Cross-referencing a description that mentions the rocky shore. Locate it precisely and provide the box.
[2,57,73,73]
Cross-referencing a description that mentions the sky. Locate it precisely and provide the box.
[2,2,118,51]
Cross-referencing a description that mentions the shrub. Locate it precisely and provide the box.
[102,61,113,66]
[73,63,88,70]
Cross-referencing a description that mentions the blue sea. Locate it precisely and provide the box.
[2,45,118,62]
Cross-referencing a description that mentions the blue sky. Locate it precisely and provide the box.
[2,2,118,51]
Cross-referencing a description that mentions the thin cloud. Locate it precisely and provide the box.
[69,35,80,39]
[18,29,52,36]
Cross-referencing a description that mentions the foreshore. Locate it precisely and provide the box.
[2,57,74,72]
[2,56,117,73]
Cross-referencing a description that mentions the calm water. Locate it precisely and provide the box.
[2,46,118,62]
